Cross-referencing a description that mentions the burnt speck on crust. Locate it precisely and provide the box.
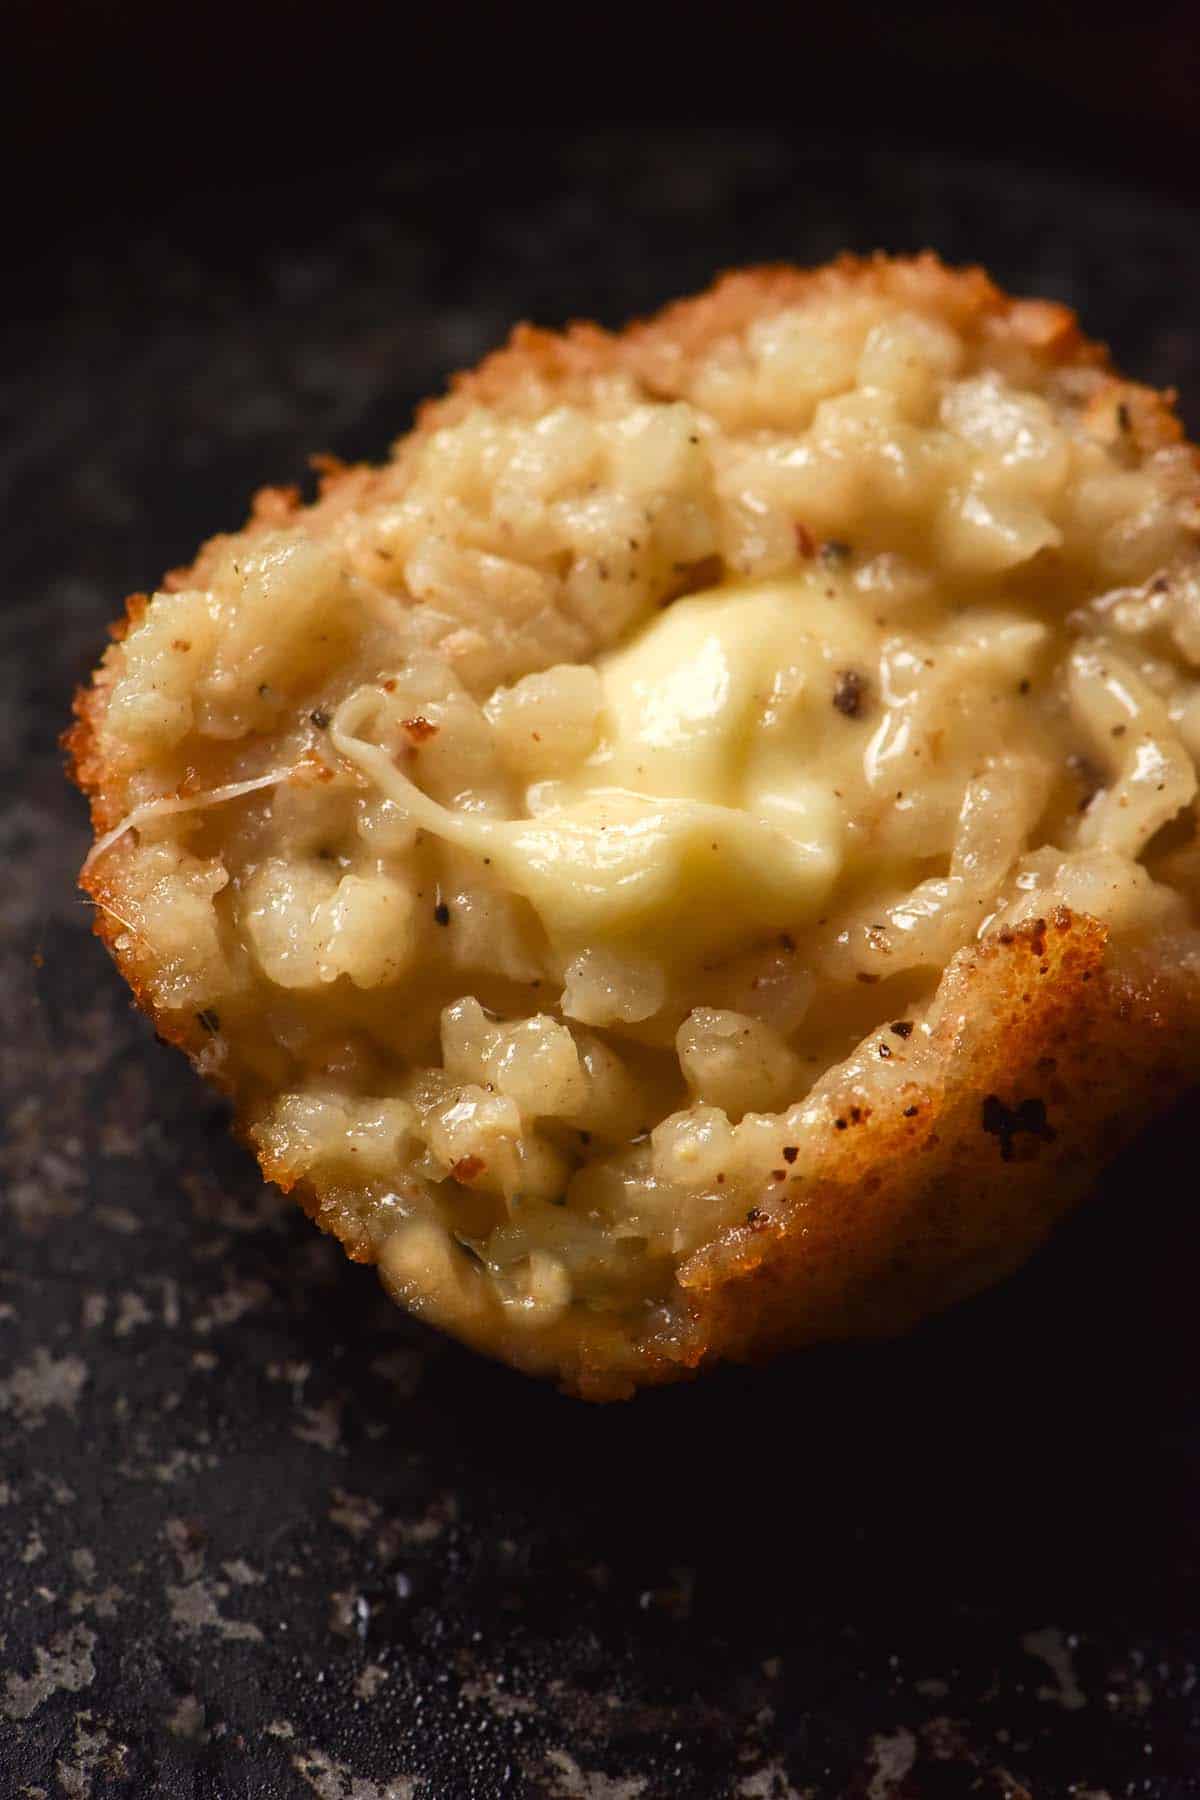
[981,1093,1056,1161]
[890,1021,914,1039]
[433,902,451,926]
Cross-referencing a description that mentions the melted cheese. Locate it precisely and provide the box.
[332,574,1053,973]
[515,579,871,952]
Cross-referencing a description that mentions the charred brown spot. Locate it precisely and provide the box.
[833,670,867,718]
[794,522,817,557]
[451,1155,485,1183]
[402,716,439,744]
[746,1206,768,1226]
[782,1145,799,1163]
[890,1020,914,1039]
[981,1093,1055,1161]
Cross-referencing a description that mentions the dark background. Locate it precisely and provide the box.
[3,8,1200,1797]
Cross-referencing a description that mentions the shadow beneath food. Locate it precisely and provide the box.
[320,1096,1200,1657]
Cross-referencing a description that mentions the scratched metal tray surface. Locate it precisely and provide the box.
[3,129,1200,1798]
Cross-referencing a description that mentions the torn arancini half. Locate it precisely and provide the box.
[68,254,1200,1397]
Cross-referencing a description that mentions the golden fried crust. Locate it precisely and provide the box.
[674,912,1200,1369]
[417,255,1138,433]
[64,255,1200,1398]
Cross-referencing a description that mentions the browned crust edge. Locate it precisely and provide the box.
[63,253,1200,1399]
